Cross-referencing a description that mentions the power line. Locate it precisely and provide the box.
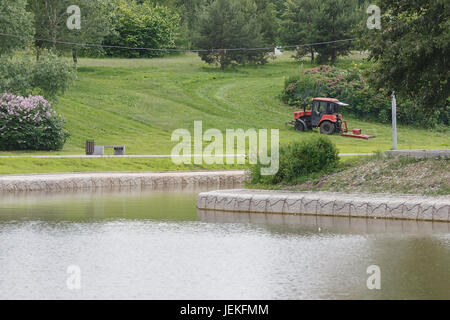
[0,32,355,53]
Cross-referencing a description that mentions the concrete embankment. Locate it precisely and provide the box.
[0,171,246,192]
[197,189,450,222]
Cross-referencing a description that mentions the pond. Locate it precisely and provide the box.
[0,186,449,300]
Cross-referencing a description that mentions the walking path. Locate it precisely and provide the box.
[0,153,374,159]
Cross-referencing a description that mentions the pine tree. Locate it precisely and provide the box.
[193,0,267,69]
[280,0,319,62]
[280,0,362,64]
[314,0,361,64]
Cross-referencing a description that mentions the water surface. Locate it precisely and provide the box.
[0,187,449,299]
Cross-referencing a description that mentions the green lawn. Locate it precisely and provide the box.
[0,157,246,175]
[0,52,448,174]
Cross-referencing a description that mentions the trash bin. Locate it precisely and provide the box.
[85,140,94,155]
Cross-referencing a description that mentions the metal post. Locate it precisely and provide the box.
[392,91,397,150]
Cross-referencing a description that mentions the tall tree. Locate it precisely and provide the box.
[193,0,267,69]
[314,0,361,64]
[361,0,450,116]
[280,0,362,64]
[280,0,319,62]
[0,0,34,56]
[174,0,205,49]
[255,0,279,46]
[28,0,113,63]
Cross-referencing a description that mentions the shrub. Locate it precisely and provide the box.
[32,53,76,98]
[0,51,75,99]
[103,1,180,58]
[249,136,339,185]
[0,93,69,151]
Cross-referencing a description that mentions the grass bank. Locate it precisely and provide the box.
[284,156,450,196]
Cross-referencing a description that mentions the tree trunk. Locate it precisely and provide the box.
[331,49,337,65]
[72,49,78,65]
[220,50,225,70]
[310,47,315,63]
[53,37,56,52]
[36,45,41,62]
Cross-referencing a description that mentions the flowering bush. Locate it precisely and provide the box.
[0,93,69,151]
[281,66,450,127]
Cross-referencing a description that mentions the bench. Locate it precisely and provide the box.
[85,140,126,156]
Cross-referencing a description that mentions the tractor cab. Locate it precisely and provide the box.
[293,98,348,134]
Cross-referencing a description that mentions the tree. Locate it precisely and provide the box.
[0,0,34,56]
[193,0,267,69]
[280,0,362,64]
[314,0,361,64]
[103,0,180,58]
[255,0,279,46]
[280,0,319,62]
[174,0,205,48]
[28,0,114,63]
[361,0,450,117]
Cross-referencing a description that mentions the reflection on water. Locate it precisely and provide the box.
[0,187,449,300]
[197,209,450,234]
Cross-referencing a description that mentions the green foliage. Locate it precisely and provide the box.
[0,56,32,95]
[172,0,206,49]
[359,0,449,119]
[250,136,339,185]
[314,0,362,64]
[193,0,268,69]
[0,0,34,56]
[0,94,69,151]
[28,0,114,61]
[280,0,363,64]
[280,0,319,62]
[104,0,180,58]
[0,51,76,100]
[254,0,279,46]
[32,52,77,98]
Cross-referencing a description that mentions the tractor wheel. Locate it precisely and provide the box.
[320,121,335,135]
[294,120,306,132]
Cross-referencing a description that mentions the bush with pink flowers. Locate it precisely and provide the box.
[0,93,69,151]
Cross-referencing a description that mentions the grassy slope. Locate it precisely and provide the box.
[0,53,449,173]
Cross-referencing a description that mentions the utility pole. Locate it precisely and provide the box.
[392,91,397,150]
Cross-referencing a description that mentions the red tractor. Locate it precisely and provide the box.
[289,98,347,135]
[287,97,376,139]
